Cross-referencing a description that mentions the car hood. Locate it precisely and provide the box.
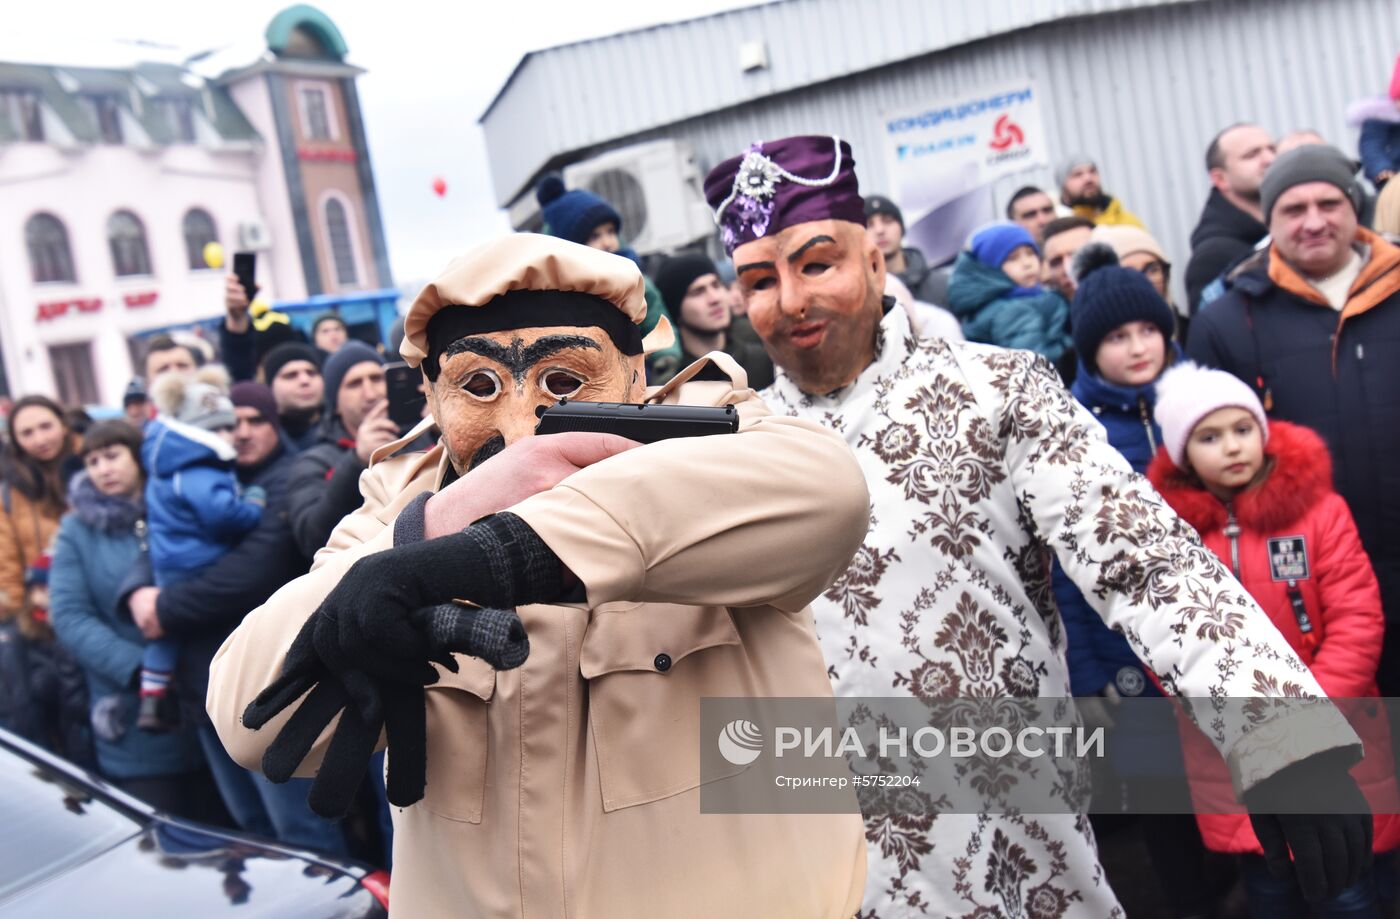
[1,821,381,917]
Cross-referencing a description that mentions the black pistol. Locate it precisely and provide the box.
[533,400,739,443]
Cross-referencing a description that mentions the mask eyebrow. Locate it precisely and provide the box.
[787,234,837,263]
[444,334,603,385]
[736,260,776,275]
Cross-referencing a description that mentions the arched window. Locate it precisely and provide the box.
[25,213,75,283]
[182,208,218,270]
[323,197,358,286]
[107,210,151,277]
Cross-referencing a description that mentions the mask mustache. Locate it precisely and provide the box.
[773,304,846,337]
[468,434,506,470]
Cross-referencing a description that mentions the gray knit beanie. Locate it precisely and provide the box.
[1055,153,1095,188]
[1260,145,1363,223]
[178,383,237,431]
[152,365,236,431]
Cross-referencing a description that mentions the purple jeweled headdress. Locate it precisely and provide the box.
[703,135,865,255]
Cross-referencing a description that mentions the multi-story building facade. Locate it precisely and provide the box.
[0,4,391,405]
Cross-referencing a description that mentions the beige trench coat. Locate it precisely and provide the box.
[207,366,870,918]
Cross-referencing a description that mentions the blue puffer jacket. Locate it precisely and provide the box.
[49,473,203,780]
[1068,355,1175,470]
[1054,354,1178,698]
[945,252,1071,361]
[142,418,262,586]
[1360,118,1400,185]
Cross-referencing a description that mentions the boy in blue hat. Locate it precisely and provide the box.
[946,221,1072,365]
[535,174,682,381]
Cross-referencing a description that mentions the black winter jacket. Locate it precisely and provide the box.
[895,247,951,307]
[286,418,367,560]
[0,621,93,767]
[217,320,309,384]
[153,446,309,724]
[678,334,776,391]
[1184,189,1268,315]
[1187,235,1400,628]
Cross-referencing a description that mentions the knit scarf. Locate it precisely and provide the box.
[68,471,143,534]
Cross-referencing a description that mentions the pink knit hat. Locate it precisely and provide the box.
[1153,362,1269,468]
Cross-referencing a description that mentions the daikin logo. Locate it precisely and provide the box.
[717,719,764,766]
[988,114,1025,150]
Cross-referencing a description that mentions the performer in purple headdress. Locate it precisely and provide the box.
[706,135,1372,918]
[709,135,866,250]
[704,136,887,396]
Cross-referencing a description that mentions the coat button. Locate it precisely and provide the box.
[654,653,672,673]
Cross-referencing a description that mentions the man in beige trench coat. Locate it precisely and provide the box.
[206,234,871,918]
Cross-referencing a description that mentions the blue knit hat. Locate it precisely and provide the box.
[535,174,622,246]
[322,340,383,413]
[969,222,1038,270]
[1070,242,1176,374]
[123,376,147,407]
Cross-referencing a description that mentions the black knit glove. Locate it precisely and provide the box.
[1243,747,1373,903]
[242,513,562,819]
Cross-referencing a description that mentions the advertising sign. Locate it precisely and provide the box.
[880,80,1049,267]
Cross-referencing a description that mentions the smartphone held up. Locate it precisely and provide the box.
[384,361,427,431]
[233,251,257,303]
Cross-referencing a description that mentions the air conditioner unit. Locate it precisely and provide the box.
[562,139,715,257]
[237,218,271,252]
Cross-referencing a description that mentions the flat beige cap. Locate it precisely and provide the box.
[400,234,651,368]
[1090,224,1170,266]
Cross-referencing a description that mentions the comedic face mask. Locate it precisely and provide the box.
[429,325,645,473]
[734,219,884,396]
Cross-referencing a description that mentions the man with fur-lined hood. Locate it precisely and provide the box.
[1188,143,1400,698]
[206,234,872,917]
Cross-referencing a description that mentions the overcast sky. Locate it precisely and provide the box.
[4,0,762,287]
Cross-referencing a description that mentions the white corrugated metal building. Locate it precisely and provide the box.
[480,0,1399,283]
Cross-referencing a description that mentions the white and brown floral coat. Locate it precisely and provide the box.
[762,305,1360,919]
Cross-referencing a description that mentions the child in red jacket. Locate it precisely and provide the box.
[1149,362,1399,916]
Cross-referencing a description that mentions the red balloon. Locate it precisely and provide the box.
[431,177,447,197]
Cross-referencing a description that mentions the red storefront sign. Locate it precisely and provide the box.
[35,290,157,321]
[36,297,102,321]
[297,146,358,163]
